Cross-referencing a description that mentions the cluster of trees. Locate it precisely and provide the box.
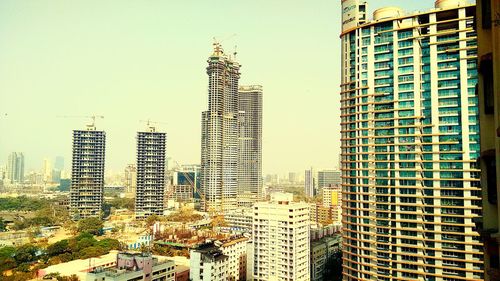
[151,243,189,258]
[165,207,203,222]
[0,196,49,212]
[0,232,121,280]
[0,197,71,232]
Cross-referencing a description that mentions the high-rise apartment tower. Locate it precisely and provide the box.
[70,125,106,219]
[252,193,310,281]
[201,43,240,212]
[340,0,483,280]
[6,152,24,184]
[135,125,167,219]
[238,85,263,203]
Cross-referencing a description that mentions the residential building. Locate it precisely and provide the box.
[174,265,190,281]
[340,1,483,280]
[6,152,24,184]
[70,125,105,219]
[124,164,137,194]
[190,243,229,281]
[218,236,249,281]
[309,203,337,225]
[238,85,263,203]
[322,185,342,209]
[135,125,167,219]
[477,0,500,280]
[224,207,253,232]
[42,158,52,182]
[310,235,342,281]
[54,156,64,171]
[86,252,175,281]
[252,193,310,281]
[200,42,240,212]
[317,170,341,188]
[304,168,316,197]
[288,172,298,183]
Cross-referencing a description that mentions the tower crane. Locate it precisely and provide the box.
[57,115,104,129]
[139,119,167,132]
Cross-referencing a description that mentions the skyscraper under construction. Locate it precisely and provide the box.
[201,43,240,212]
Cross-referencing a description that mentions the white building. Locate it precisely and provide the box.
[190,244,229,281]
[224,208,253,232]
[190,236,249,281]
[252,193,310,281]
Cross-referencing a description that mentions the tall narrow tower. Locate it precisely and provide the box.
[340,1,482,280]
[70,124,106,219]
[135,124,166,219]
[201,43,240,212]
[238,85,263,205]
[6,152,24,184]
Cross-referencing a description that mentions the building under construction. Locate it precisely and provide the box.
[200,43,240,212]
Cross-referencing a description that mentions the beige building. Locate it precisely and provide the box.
[252,193,310,281]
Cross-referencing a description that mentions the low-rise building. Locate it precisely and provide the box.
[224,208,253,232]
[190,244,228,281]
[310,235,342,281]
[174,265,190,281]
[190,236,249,281]
[86,252,175,281]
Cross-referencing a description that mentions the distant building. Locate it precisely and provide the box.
[252,193,310,280]
[238,85,263,203]
[317,170,341,188]
[135,125,167,219]
[70,126,105,219]
[224,207,253,232]
[124,164,137,194]
[310,235,342,281]
[288,172,298,183]
[6,152,24,184]
[200,43,240,212]
[86,252,175,281]
[42,158,52,183]
[477,0,500,280]
[309,203,336,225]
[322,185,342,209]
[54,156,64,171]
[304,168,316,197]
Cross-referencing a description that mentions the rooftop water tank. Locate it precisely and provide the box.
[435,0,467,9]
[373,7,404,21]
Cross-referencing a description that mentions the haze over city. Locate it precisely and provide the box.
[0,0,436,174]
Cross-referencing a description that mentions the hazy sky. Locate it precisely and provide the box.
[0,0,441,174]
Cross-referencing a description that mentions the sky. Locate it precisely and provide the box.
[0,0,441,174]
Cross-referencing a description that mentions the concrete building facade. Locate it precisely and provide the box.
[238,85,263,203]
[340,0,483,280]
[6,152,24,184]
[70,127,106,219]
[252,193,310,281]
[135,126,167,219]
[201,43,240,212]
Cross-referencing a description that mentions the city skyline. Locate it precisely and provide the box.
[0,0,439,174]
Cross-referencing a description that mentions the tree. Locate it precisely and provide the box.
[14,243,39,264]
[77,217,103,235]
[47,240,69,257]
[0,217,6,232]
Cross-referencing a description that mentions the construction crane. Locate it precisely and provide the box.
[57,115,104,129]
[139,119,167,132]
